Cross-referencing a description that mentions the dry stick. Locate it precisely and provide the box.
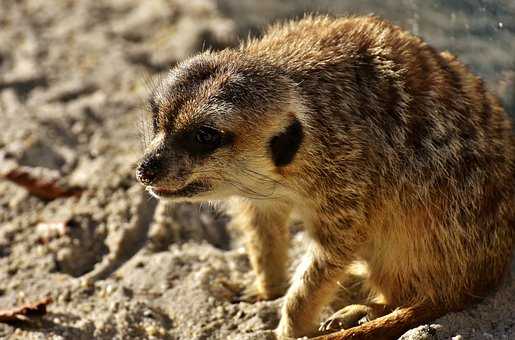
[0,297,53,323]
[2,166,84,200]
[313,304,445,340]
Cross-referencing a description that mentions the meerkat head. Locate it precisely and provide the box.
[136,51,305,202]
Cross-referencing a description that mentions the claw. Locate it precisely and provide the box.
[319,304,371,333]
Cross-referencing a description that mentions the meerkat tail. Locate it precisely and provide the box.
[314,304,447,340]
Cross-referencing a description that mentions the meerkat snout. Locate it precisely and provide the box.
[136,153,164,186]
[137,53,307,201]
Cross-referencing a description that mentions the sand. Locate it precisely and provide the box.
[0,1,513,339]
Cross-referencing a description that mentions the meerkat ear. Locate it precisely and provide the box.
[269,117,303,167]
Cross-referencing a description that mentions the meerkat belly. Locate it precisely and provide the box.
[359,198,506,309]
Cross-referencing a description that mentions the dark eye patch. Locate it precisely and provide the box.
[177,126,234,157]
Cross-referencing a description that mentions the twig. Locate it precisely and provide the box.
[2,166,84,200]
[0,297,53,323]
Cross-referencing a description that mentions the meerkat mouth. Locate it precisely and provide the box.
[148,181,210,199]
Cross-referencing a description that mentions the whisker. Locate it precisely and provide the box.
[223,180,277,200]
[194,166,283,196]
[240,168,287,188]
[156,166,284,200]
[138,113,153,151]
[221,175,281,200]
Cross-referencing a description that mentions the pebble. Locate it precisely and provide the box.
[109,301,119,311]
[105,284,114,295]
[58,289,72,302]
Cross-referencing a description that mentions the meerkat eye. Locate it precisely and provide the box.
[180,126,224,156]
[194,127,221,146]
[179,126,234,156]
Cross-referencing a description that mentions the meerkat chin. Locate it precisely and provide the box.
[136,15,514,339]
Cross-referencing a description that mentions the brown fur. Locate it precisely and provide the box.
[137,15,515,339]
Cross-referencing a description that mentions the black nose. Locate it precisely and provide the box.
[136,156,162,185]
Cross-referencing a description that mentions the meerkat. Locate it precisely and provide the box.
[136,15,515,339]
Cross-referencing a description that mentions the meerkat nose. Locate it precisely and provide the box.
[136,156,162,185]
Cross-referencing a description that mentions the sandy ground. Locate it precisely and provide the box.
[0,1,514,339]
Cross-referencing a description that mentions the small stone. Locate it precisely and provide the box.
[59,289,72,302]
[105,284,114,295]
[80,278,93,288]
[121,286,133,298]
[109,301,119,311]
[145,324,158,336]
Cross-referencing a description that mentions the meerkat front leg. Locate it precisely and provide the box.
[229,198,292,301]
[276,245,349,338]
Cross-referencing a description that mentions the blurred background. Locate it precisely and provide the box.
[0,1,514,339]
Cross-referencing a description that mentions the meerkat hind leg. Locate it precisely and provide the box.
[319,304,371,333]
[319,303,389,334]
[313,303,446,340]
[320,262,383,333]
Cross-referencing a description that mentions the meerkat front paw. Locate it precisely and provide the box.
[232,282,287,303]
[319,304,371,333]
[232,284,268,303]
